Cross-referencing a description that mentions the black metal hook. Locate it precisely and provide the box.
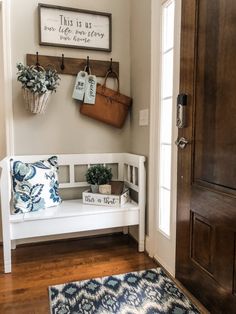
[61,54,65,70]
[35,51,40,70]
[109,58,113,72]
[85,56,90,73]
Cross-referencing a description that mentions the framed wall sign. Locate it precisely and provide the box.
[38,4,112,52]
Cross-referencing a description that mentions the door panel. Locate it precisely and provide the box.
[194,0,236,191]
[190,212,214,274]
[176,0,236,313]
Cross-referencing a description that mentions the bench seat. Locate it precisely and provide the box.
[10,199,139,223]
[10,199,140,240]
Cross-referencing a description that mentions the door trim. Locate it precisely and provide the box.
[148,0,181,276]
[147,0,161,259]
[1,0,14,156]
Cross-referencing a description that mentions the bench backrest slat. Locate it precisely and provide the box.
[0,154,145,201]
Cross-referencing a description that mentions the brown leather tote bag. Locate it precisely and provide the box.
[80,71,132,128]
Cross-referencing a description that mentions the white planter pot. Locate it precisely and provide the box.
[22,88,52,114]
[91,184,99,193]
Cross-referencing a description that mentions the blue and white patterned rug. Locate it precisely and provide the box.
[49,268,200,314]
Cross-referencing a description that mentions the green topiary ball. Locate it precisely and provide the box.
[85,165,112,185]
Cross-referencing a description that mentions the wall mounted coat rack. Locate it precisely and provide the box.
[26,54,119,77]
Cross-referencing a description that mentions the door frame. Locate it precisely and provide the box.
[0,0,14,156]
[147,0,182,276]
[0,0,14,243]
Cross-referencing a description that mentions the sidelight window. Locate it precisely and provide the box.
[158,0,175,237]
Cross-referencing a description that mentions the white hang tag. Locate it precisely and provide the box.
[72,71,88,101]
[84,75,97,105]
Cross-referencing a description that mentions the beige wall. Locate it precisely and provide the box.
[129,0,151,238]
[0,5,6,160]
[130,0,151,156]
[0,5,4,242]
[11,0,131,155]
[1,0,153,243]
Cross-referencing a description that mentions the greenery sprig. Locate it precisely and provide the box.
[16,63,60,94]
[85,165,113,185]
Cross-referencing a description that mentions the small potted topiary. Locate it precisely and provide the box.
[16,62,60,114]
[85,165,112,194]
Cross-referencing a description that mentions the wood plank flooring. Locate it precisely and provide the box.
[0,234,156,314]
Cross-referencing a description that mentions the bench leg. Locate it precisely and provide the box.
[123,226,129,235]
[1,162,12,273]
[139,207,145,252]
[3,237,12,273]
[138,229,145,252]
[11,240,16,250]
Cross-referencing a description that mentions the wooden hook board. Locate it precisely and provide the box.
[26,54,119,77]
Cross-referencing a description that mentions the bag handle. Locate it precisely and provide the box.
[103,70,120,93]
[30,65,45,73]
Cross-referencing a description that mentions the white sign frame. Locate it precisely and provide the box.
[38,4,112,52]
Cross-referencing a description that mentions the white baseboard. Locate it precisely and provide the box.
[0,228,123,246]
[153,254,175,277]
[128,226,138,242]
[145,235,153,257]
[127,232,154,256]
[128,232,154,256]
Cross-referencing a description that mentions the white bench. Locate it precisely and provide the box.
[0,153,146,273]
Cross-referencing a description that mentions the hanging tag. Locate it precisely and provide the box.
[84,75,97,105]
[72,71,88,101]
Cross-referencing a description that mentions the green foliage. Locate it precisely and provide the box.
[16,63,60,94]
[85,165,113,185]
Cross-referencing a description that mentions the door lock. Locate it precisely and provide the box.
[175,137,189,149]
[176,94,187,128]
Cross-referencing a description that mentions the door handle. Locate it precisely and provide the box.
[175,137,189,149]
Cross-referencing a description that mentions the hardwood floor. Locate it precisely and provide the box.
[0,234,156,314]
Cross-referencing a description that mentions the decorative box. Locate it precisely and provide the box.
[82,188,129,207]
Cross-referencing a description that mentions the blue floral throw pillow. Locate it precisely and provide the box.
[11,156,61,214]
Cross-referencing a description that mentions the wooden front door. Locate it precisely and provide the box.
[176,1,236,313]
